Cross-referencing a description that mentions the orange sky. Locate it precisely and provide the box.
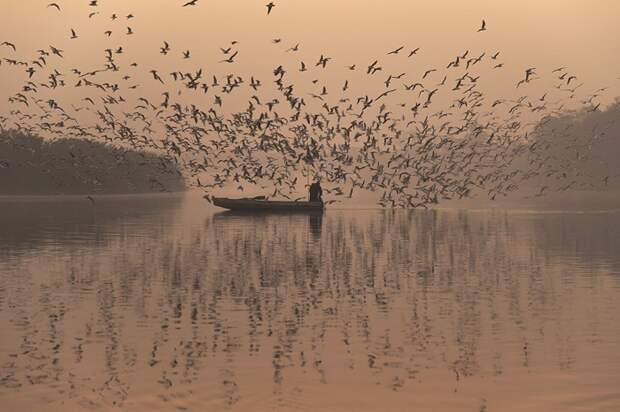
[1,0,619,121]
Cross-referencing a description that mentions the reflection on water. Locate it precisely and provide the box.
[1,195,620,411]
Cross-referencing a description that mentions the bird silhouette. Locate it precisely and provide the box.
[0,3,613,210]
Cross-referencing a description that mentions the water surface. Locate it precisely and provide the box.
[1,194,620,411]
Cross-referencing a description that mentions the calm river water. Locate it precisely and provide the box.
[1,193,619,411]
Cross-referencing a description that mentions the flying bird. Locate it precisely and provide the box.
[47,3,61,11]
[408,48,420,57]
[0,41,16,51]
[150,70,164,83]
[388,46,404,55]
[367,60,381,74]
[266,2,275,14]
[478,19,487,32]
[160,41,171,55]
[525,67,536,81]
[286,43,299,52]
[422,69,436,79]
[220,50,238,63]
[49,45,63,57]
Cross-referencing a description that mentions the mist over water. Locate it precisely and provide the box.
[1,194,619,411]
[2,1,620,410]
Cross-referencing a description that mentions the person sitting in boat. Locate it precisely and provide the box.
[309,178,323,203]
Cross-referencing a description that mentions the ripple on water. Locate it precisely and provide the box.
[1,197,620,411]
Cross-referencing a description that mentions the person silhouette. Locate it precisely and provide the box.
[308,177,323,203]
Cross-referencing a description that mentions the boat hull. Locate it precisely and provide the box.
[212,197,324,212]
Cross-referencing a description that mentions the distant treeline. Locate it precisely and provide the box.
[0,131,185,195]
[517,100,620,193]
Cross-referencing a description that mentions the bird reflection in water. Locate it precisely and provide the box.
[1,204,620,411]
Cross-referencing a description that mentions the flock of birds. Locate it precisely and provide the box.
[0,1,618,208]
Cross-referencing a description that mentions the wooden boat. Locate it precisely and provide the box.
[213,196,324,212]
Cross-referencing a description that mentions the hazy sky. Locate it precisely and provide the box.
[1,0,619,120]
